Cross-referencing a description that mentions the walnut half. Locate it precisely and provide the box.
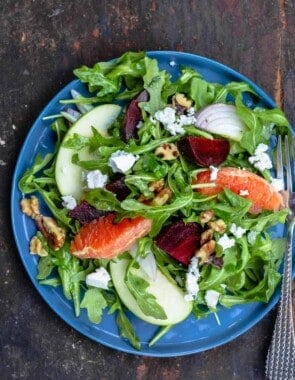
[155,143,179,160]
[20,196,66,251]
[195,239,216,265]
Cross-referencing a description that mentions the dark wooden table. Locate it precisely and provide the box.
[1,1,294,379]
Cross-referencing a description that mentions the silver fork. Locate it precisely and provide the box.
[265,135,295,380]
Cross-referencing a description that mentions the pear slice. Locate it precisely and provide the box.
[110,258,192,326]
[55,104,121,200]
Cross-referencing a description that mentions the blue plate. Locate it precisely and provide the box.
[11,51,293,357]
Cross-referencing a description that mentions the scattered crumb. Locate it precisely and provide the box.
[0,160,6,166]
[169,60,176,67]
[0,138,5,146]
[12,124,17,130]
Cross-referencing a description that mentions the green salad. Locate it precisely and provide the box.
[19,51,290,350]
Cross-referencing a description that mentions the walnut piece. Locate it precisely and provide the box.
[208,219,227,234]
[200,228,214,245]
[172,93,192,109]
[148,178,165,193]
[199,210,214,224]
[29,236,48,257]
[195,239,216,264]
[35,215,66,251]
[155,143,179,160]
[150,188,172,206]
[20,196,66,251]
[20,196,40,218]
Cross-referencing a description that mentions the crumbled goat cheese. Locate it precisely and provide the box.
[184,257,200,302]
[205,289,220,309]
[169,60,176,67]
[270,177,285,192]
[86,169,108,189]
[154,106,196,136]
[61,195,77,210]
[209,165,219,180]
[218,234,235,250]
[108,150,138,174]
[86,267,111,289]
[187,107,195,116]
[248,143,273,171]
[230,223,247,238]
[154,107,176,125]
[247,230,259,245]
[255,143,269,154]
[178,114,196,126]
[239,189,249,196]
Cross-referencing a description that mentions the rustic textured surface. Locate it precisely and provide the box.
[1,1,294,379]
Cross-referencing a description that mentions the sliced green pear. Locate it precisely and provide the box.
[55,104,121,200]
[110,258,193,326]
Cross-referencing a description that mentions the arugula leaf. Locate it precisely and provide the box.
[85,188,122,212]
[241,208,288,231]
[116,309,141,350]
[73,51,146,100]
[121,191,193,217]
[142,57,167,114]
[63,134,90,150]
[37,255,55,280]
[174,67,218,109]
[18,153,54,193]
[81,288,107,324]
[213,189,252,224]
[148,325,173,347]
[125,265,167,319]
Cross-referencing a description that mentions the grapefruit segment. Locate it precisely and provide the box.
[70,214,152,259]
[193,167,284,214]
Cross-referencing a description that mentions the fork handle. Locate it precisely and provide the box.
[265,223,295,380]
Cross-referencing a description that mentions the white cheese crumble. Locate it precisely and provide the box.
[239,189,249,196]
[247,230,259,245]
[61,195,77,210]
[217,234,235,250]
[184,257,200,302]
[108,150,138,174]
[169,60,176,67]
[86,169,108,189]
[85,267,111,290]
[205,289,220,309]
[209,165,219,180]
[270,177,285,192]
[230,223,247,238]
[187,107,195,116]
[248,143,273,171]
[154,106,196,136]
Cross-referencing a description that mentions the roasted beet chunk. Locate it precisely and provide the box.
[122,90,149,142]
[155,220,202,266]
[106,175,131,201]
[178,136,230,167]
[69,201,109,225]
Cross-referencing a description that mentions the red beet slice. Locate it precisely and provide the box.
[178,136,230,167]
[69,201,109,225]
[106,176,131,201]
[155,220,202,266]
[122,90,148,142]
